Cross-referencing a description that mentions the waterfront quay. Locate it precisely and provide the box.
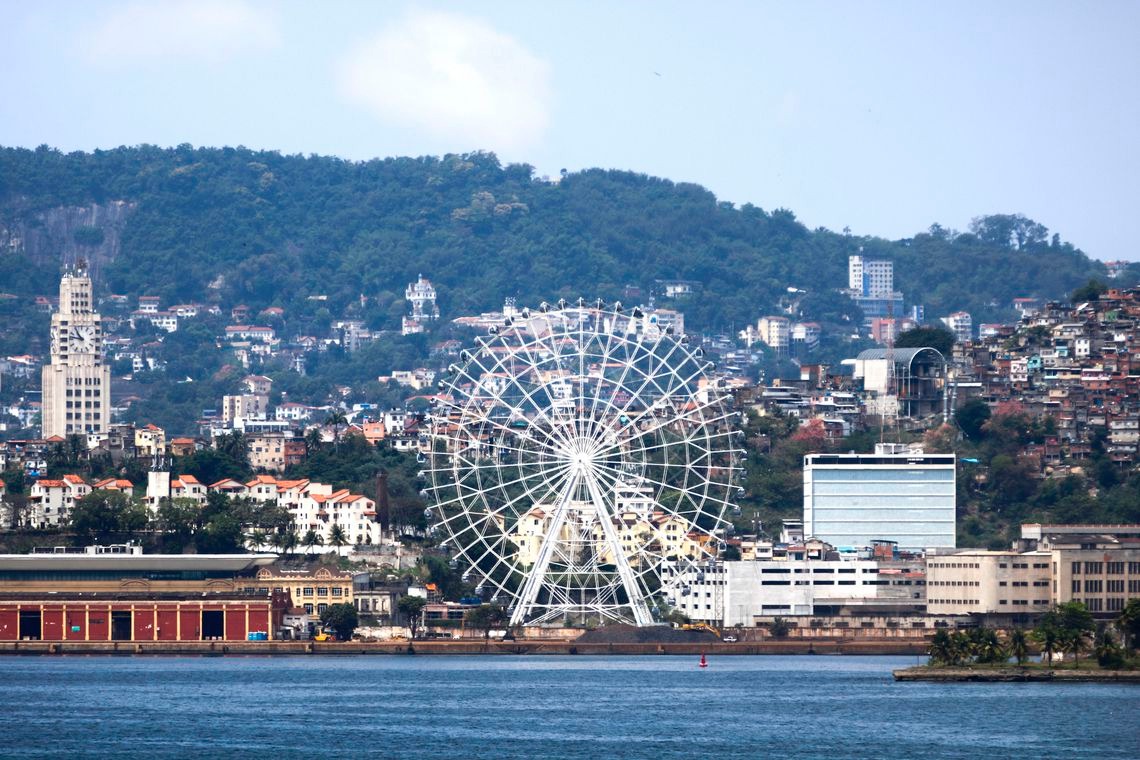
[1,637,929,656]
[893,666,1140,682]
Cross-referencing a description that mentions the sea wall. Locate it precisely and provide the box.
[0,638,930,656]
[893,666,1140,682]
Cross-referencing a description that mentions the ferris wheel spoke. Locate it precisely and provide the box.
[428,305,739,627]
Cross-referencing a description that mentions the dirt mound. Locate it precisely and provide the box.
[574,624,718,644]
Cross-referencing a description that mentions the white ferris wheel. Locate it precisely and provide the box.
[423,300,742,627]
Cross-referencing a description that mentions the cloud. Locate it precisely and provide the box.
[338,11,551,153]
[84,1,279,64]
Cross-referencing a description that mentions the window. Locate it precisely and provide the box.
[332,588,343,597]
[317,587,329,597]
[1072,562,1081,575]
[1072,580,1081,593]
[317,603,328,615]
[302,587,314,597]
[1084,580,1102,594]
[1107,580,1124,594]
[1107,562,1124,575]
[1087,598,1103,612]
[1084,561,1103,574]
[304,603,313,614]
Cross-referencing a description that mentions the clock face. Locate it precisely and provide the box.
[68,324,97,353]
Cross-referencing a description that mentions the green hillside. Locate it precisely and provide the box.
[0,144,1110,336]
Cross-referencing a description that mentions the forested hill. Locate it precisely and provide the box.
[0,144,1114,334]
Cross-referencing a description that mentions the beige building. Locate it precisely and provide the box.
[222,394,269,426]
[247,433,287,472]
[134,424,167,457]
[926,549,1052,622]
[1038,531,1140,615]
[41,265,111,438]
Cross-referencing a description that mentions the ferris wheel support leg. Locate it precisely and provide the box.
[582,474,655,627]
[509,473,578,628]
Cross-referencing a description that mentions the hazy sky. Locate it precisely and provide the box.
[2,1,1137,260]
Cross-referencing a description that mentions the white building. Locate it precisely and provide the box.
[941,311,972,343]
[668,556,926,627]
[756,316,790,353]
[405,274,440,325]
[848,255,894,297]
[803,445,956,550]
[29,474,90,528]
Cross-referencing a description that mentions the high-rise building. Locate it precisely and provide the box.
[41,264,111,438]
[803,444,956,550]
[847,254,903,321]
[848,254,894,297]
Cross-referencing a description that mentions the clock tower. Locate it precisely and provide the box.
[41,263,111,439]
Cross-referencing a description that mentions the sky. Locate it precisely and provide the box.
[1,1,1138,260]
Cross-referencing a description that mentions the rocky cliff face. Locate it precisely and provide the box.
[0,200,136,283]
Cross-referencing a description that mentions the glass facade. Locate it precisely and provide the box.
[804,455,956,549]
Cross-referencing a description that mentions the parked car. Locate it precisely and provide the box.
[722,636,738,643]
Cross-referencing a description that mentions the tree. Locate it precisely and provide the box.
[1095,628,1125,669]
[319,602,359,641]
[1056,602,1096,668]
[465,603,508,640]
[70,489,148,542]
[895,325,955,356]
[972,627,1006,664]
[155,497,201,551]
[280,525,300,556]
[397,595,427,638]
[327,524,348,555]
[1033,621,1060,666]
[954,399,991,441]
[769,617,791,639]
[1070,279,1108,303]
[325,409,348,450]
[302,529,322,556]
[304,427,324,455]
[1036,602,1095,667]
[1117,598,1140,651]
[1007,628,1029,667]
[928,629,960,666]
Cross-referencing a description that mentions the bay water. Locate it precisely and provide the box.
[1,655,1137,758]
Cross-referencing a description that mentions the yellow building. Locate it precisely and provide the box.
[253,564,354,615]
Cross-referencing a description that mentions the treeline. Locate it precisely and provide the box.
[0,144,1112,336]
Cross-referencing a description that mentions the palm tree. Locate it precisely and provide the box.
[1033,624,1060,666]
[280,526,299,556]
[328,524,348,556]
[304,427,324,456]
[928,629,958,666]
[302,529,321,557]
[246,528,267,551]
[974,628,1006,664]
[325,409,348,450]
[1061,626,1093,669]
[1007,628,1029,667]
[1117,598,1140,651]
